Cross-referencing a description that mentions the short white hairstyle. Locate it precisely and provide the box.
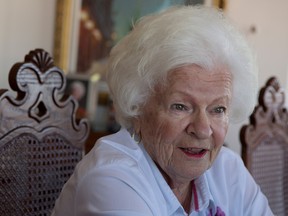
[106,5,258,129]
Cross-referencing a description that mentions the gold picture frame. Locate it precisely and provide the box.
[54,0,220,74]
[53,0,81,73]
[212,0,227,10]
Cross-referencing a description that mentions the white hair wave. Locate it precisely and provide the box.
[106,5,258,129]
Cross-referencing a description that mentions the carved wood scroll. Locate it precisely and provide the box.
[0,49,90,148]
[240,77,288,167]
[240,77,288,216]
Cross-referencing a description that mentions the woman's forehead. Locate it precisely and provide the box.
[167,65,232,85]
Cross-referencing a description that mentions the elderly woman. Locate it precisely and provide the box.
[52,5,273,216]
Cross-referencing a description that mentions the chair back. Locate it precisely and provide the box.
[240,76,288,216]
[0,49,90,215]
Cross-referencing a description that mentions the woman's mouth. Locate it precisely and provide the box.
[179,147,208,158]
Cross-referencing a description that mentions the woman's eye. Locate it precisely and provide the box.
[214,106,226,114]
[171,104,187,111]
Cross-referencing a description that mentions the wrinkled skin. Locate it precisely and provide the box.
[133,64,233,209]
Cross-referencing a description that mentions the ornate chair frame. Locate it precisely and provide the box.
[240,76,288,216]
[0,49,89,215]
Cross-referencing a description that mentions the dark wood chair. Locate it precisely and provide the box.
[0,49,90,215]
[240,76,288,216]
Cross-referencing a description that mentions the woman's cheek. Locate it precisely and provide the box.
[143,120,175,161]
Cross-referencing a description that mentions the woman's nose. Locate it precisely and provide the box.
[186,111,212,139]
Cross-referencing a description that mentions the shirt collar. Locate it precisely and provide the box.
[193,174,218,215]
[139,143,217,215]
[139,143,180,214]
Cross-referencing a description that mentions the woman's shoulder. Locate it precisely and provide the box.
[205,145,273,215]
[53,129,157,215]
[64,128,151,197]
[96,128,144,163]
[76,128,144,174]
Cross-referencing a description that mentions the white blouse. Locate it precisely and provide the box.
[52,128,274,216]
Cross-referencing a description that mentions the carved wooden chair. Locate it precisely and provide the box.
[0,49,90,215]
[240,76,288,216]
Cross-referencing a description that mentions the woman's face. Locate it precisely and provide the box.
[135,64,232,185]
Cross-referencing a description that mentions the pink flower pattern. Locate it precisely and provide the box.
[208,206,225,216]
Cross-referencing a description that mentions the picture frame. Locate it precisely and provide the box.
[53,0,82,73]
[204,0,227,10]
[54,0,214,75]
[65,73,100,121]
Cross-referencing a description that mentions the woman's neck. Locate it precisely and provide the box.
[156,164,193,213]
[172,182,192,213]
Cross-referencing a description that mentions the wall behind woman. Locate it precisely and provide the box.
[225,0,288,154]
[0,0,56,89]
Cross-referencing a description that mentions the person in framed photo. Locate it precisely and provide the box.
[68,80,88,119]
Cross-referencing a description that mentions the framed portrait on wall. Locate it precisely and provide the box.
[54,0,220,75]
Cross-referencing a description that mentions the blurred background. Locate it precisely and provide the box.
[1,0,288,154]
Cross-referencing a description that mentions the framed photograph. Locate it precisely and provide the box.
[65,73,99,121]
[54,0,211,75]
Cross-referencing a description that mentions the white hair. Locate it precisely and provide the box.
[106,5,258,129]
